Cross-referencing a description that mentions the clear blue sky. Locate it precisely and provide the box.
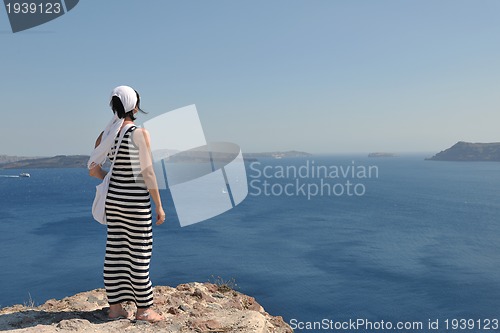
[1,0,500,156]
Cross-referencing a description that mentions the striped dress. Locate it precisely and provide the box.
[103,126,154,308]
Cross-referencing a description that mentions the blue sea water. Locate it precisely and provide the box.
[1,155,500,332]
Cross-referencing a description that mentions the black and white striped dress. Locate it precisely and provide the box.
[103,126,154,308]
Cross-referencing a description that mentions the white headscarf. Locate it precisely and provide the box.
[110,85,138,113]
[87,86,138,169]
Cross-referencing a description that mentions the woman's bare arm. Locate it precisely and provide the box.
[133,128,166,225]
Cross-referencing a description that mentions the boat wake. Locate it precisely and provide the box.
[0,173,30,178]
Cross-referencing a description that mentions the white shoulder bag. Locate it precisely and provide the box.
[92,124,134,225]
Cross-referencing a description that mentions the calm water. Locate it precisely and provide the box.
[1,155,499,332]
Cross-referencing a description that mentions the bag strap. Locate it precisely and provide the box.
[109,124,134,172]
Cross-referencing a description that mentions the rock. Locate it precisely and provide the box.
[191,287,217,303]
[427,141,500,161]
[0,283,293,332]
[178,304,189,312]
[205,283,219,293]
[206,303,223,311]
[56,319,90,331]
[85,296,99,304]
[166,307,179,315]
[176,284,191,291]
[241,296,263,312]
[190,318,223,331]
[191,288,203,299]
[212,292,225,299]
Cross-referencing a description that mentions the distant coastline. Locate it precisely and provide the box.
[9,143,500,167]
[0,151,311,169]
[427,141,500,161]
[0,155,89,169]
[244,150,312,159]
[0,154,44,164]
[368,152,397,158]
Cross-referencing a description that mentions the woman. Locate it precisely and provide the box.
[88,86,165,322]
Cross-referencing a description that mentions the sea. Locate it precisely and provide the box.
[1,155,499,333]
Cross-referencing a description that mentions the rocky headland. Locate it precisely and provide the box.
[0,283,292,333]
[427,141,500,161]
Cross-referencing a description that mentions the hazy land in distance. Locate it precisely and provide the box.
[4,142,500,168]
[426,141,500,161]
[0,151,311,169]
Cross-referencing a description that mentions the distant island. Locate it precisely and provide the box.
[244,150,312,159]
[427,141,500,161]
[153,150,310,163]
[0,154,43,164]
[368,152,397,158]
[0,155,89,169]
[0,151,311,169]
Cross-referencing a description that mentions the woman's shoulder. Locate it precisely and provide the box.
[131,127,151,147]
[132,127,150,138]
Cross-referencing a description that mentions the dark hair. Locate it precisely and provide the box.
[110,90,147,120]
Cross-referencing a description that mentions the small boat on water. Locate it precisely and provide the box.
[19,173,30,178]
[272,153,284,159]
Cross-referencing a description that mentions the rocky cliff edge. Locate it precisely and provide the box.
[0,283,293,333]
